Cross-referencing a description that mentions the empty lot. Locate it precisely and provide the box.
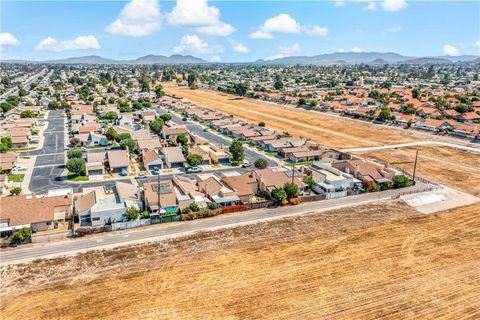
[1,201,479,319]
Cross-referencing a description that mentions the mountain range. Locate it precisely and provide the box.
[2,52,479,65]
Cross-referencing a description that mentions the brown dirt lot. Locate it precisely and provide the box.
[165,87,480,195]
[1,201,479,320]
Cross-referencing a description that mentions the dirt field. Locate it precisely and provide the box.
[165,87,480,195]
[364,147,480,196]
[1,201,479,320]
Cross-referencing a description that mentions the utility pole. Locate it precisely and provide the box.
[412,149,419,181]
[157,170,160,215]
[291,162,295,185]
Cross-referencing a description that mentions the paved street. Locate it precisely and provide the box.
[0,182,433,264]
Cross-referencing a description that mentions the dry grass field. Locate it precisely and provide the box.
[165,87,480,195]
[1,201,479,320]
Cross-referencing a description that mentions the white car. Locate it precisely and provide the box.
[14,166,28,171]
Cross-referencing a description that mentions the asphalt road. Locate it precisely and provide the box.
[0,182,433,264]
[0,68,47,101]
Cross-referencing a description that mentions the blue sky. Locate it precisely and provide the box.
[1,0,479,61]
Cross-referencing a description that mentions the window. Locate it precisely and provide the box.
[46,221,52,225]
[92,217,100,221]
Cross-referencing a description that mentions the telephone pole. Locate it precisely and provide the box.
[412,149,419,181]
[291,162,295,184]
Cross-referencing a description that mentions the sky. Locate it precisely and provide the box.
[1,0,479,62]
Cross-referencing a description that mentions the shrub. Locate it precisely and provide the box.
[188,202,200,212]
[126,206,140,220]
[207,202,218,210]
[10,187,22,195]
[12,227,31,243]
[67,148,83,159]
[186,154,203,167]
[283,182,299,199]
[392,175,413,188]
[254,158,268,169]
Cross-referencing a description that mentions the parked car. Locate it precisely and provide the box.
[14,166,27,171]
[186,167,202,173]
[203,128,208,132]
[81,147,87,152]
[242,161,252,168]
[136,173,147,178]
[119,169,128,176]
[104,146,111,150]
[182,117,187,121]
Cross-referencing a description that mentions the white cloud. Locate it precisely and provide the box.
[475,40,480,48]
[106,0,162,37]
[0,33,19,47]
[210,56,222,62]
[386,26,402,32]
[334,0,346,6]
[249,30,274,40]
[268,43,301,60]
[173,34,223,54]
[195,23,236,37]
[303,25,328,37]
[167,0,235,36]
[442,44,460,56]
[382,0,408,11]
[34,35,100,52]
[228,39,250,53]
[250,14,327,39]
[364,2,377,11]
[351,47,363,53]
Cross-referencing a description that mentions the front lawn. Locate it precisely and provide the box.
[8,174,25,182]
[285,161,314,167]
[67,175,89,181]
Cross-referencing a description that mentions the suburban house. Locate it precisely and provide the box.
[83,131,109,147]
[196,173,241,207]
[162,125,189,141]
[417,119,457,131]
[208,144,230,164]
[160,146,185,168]
[220,171,259,204]
[254,167,306,197]
[115,181,143,211]
[86,152,106,176]
[0,152,19,172]
[188,145,211,165]
[107,150,130,174]
[141,149,163,172]
[331,159,403,187]
[309,162,359,194]
[75,186,128,227]
[143,181,178,215]
[0,193,73,233]
[172,175,210,210]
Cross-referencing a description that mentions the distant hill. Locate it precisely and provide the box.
[1,54,207,65]
[2,51,479,65]
[402,57,452,65]
[256,51,479,65]
[368,58,390,65]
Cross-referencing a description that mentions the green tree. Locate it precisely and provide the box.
[118,101,132,113]
[66,158,86,176]
[149,118,164,135]
[48,100,60,109]
[186,154,203,167]
[176,133,188,146]
[120,138,137,153]
[234,82,248,96]
[254,158,268,169]
[0,102,14,112]
[103,111,118,120]
[400,103,416,115]
[155,84,165,98]
[207,202,218,210]
[188,202,200,212]
[229,140,244,163]
[20,110,36,118]
[115,133,132,142]
[105,127,118,141]
[258,121,266,127]
[303,176,314,188]
[309,99,318,107]
[6,96,20,107]
[187,73,197,87]
[298,98,307,106]
[378,107,394,121]
[67,148,83,159]
[273,74,284,90]
[1,136,12,148]
[69,137,81,147]
[159,113,172,122]
[10,187,22,196]
[392,175,413,188]
[11,227,31,242]
[271,187,287,204]
[126,206,140,220]
[283,182,299,199]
